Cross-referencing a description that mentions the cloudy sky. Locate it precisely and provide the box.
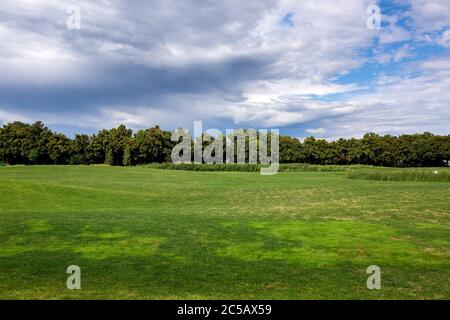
[0,0,449,139]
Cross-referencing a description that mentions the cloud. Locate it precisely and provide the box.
[0,0,449,139]
[306,128,326,135]
[377,15,411,44]
[374,43,414,63]
[409,0,450,32]
[306,57,450,139]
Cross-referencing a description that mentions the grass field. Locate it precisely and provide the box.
[0,165,449,299]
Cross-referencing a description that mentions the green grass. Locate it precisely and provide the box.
[0,165,449,299]
[146,162,373,172]
[348,167,450,182]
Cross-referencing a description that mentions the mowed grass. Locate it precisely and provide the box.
[0,165,449,299]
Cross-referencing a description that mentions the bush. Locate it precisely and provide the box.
[145,163,371,173]
[347,168,450,182]
[146,163,262,172]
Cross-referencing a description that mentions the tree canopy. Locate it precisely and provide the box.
[0,121,449,167]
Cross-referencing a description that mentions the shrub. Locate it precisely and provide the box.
[347,168,450,182]
[145,163,371,173]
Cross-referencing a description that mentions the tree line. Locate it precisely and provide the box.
[0,121,449,167]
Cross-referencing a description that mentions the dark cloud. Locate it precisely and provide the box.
[0,0,449,139]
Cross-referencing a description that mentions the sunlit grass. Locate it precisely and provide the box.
[0,165,449,299]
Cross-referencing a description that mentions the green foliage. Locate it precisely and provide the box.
[0,121,449,167]
[146,162,376,172]
[122,140,135,166]
[70,134,92,164]
[104,147,114,166]
[280,136,302,163]
[147,163,263,172]
[102,125,133,166]
[0,121,52,164]
[134,125,174,164]
[348,168,450,182]
[47,133,72,164]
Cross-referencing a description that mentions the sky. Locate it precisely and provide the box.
[0,0,449,140]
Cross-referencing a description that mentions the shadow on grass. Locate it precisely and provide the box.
[0,213,449,299]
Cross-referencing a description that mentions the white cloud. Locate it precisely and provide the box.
[436,29,450,46]
[306,128,326,135]
[311,59,450,139]
[378,15,411,44]
[410,0,450,32]
[0,108,32,124]
[374,43,414,64]
[0,0,449,139]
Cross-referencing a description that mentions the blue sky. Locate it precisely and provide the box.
[0,0,449,140]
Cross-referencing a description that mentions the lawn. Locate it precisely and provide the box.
[0,165,449,299]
